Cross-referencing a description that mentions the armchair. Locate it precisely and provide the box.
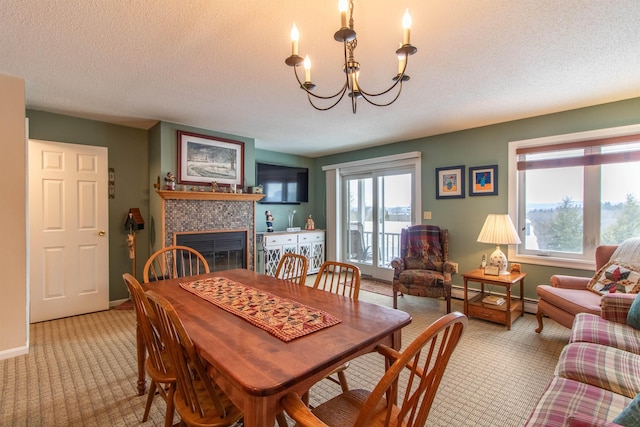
[535,242,640,333]
[390,225,458,312]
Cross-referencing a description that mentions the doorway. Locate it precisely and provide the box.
[343,170,415,278]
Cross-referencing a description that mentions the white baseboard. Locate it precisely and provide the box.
[451,285,538,315]
[0,345,29,361]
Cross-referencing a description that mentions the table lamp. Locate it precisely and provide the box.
[477,214,521,274]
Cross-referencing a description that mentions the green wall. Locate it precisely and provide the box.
[26,95,640,303]
[27,110,150,301]
[147,121,259,254]
[313,97,640,299]
[254,149,316,233]
[25,113,314,302]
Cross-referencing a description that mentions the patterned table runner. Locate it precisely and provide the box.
[179,277,341,342]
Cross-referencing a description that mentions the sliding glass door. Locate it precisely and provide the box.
[343,169,414,278]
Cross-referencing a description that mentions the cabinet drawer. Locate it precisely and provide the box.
[467,304,507,324]
[298,232,324,243]
[263,234,297,247]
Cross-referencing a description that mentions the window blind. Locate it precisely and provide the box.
[516,134,640,170]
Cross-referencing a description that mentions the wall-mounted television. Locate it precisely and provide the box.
[256,162,309,204]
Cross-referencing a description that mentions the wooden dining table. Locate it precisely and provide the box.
[140,268,412,427]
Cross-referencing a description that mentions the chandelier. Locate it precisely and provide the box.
[285,0,417,113]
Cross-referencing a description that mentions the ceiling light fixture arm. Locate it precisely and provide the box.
[288,43,351,111]
[354,50,412,107]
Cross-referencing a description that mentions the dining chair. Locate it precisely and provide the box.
[145,289,244,427]
[143,245,209,283]
[312,261,361,393]
[122,273,176,427]
[313,260,361,300]
[348,222,371,262]
[275,252,309,286]
[281,312,468,427]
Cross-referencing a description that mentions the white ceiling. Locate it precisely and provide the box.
[2,1,640,157]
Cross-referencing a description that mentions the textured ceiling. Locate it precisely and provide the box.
[2,1,640,157]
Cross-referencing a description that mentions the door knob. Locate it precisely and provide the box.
[99,230,106,236]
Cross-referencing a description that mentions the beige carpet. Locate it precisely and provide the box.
[0,289,570,426]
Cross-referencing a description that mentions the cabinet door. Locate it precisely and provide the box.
[264,246,283,276]
[297,242,313,271]
[310,241,325,273]
[283,243,298,255]
[263,234,298,276]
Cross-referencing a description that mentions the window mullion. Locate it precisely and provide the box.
[583,164,601,258]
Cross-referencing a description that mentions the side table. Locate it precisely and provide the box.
[462,268,527,330]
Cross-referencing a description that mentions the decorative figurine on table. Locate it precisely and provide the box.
[305,215,315,230]
[210,181,219,192]
[164,172,176,190]
[265,210,275,232]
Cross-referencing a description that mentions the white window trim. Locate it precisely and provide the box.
[323,152,422,262]
[508,124,640,271]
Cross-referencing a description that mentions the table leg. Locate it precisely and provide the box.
[506,284,512,331]
[136,323,146,396]
[520,279,525,317]
[391,329,402,351]
[463,278,468,315]
[242,397,276,427]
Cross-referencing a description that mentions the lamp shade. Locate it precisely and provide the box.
[477,214,521,245]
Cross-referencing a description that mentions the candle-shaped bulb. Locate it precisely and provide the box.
[339,0,348,27]
[402,9,412,45]
[291,23,299,56]
[304,55,311,82]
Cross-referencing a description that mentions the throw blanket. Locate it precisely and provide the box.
[180,277,341,342]
[611,237,640,270]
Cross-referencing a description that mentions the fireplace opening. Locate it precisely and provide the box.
[175,231,247,272]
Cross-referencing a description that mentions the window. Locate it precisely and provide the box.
[509,125,640,269]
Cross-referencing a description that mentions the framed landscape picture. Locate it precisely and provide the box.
[469,165,498,196]
[435,165,465,199]
[177,131,244,188]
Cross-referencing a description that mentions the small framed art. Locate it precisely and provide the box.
[469,165,498,196]
[435,165,465,199]
[177,131,244,188]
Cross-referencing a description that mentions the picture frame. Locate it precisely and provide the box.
[435,165,465,199]
[469,165,498,196]
[484,265,500,276]
[177,131,244,188]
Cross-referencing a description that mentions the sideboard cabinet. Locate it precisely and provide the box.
[258,230,325,277]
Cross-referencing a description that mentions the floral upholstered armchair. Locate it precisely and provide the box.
[390,225,458,312]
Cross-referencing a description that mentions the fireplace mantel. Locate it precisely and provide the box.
[156,190,264,202]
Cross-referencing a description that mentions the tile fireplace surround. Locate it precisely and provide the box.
[156,191,264,271]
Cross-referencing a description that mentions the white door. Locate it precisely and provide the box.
[29,139,109,323]
[343,170,415,279]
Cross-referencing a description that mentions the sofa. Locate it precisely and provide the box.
[525,293,640,426]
